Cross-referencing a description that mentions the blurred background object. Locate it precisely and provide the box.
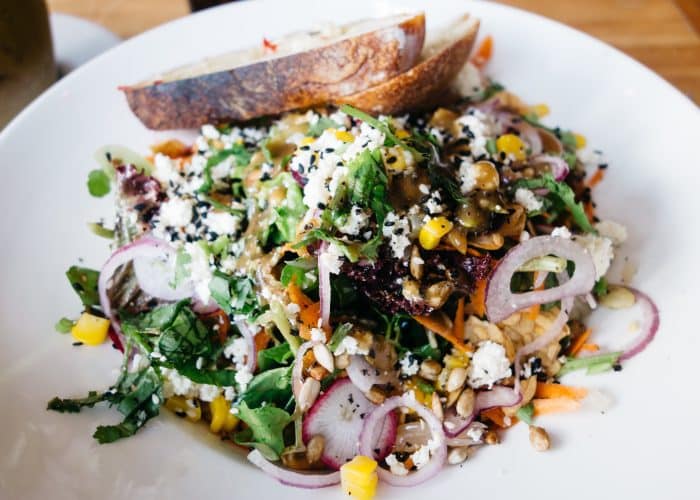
[44,0,700,104]
[0,0,55,128]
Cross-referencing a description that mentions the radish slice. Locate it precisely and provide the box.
[132,248,193,301]
[359,394,446,487]
[247,449,340,489]
[485,236,595,323]
[442,386,522,438]
[98,236,183,335]
[302,378,397,470]
[346,355,397,393]
[532,154,569,181]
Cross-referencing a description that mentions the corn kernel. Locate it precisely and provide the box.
[299,136,315,146]
[395,129,410,139]
[529,103,550,118]
[209,395,239,433]
[382,147,407,171]
[403,377,432,406]
[165,396,202,422]
[574,133,586,149]
[341,455,378,500]
[335,130,354,143]
[444,351,470,370]
[496,134,527,161]
[71,313,109,346]
[419,217,454,250]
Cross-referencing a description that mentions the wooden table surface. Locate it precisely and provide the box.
[47,0,700,103]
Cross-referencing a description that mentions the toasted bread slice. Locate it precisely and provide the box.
[123,13,425,130]
[336,15,479,114]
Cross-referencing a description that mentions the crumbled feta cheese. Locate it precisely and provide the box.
[337,206,370,236]
[159,198,193,227]
[385,454,409,476]
[308,328,325,342]
[514,188,543,212]
[210,155,234,181]
[574,234,615,280]
[201,124,220,140]
[468,341,512,388]
[458,159,478,194]
[382,212,411,258]
[465,422,487,443]
[551,226,572,239]
[195,136,209,152]
[224,336,249,369]
[198,384,220,402]
[399,352,419,377]
[411,445,431,470]
[342,122,385,162]
[418,183,430,195]
[184,242,212,303]
[456,109,495,158]
[319,242,344,275]
[333,336,369,356]
[595,220,627,245]
[161,368,197,399]
[235,368,254,391]
[329,109,350,129]
[424,191,444,215]
[153,153,181,185]
[204,211,240,235]
[223,386,236,401]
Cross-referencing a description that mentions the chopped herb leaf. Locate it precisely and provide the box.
[66,266,101,308]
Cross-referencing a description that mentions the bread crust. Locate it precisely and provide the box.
[123,14,425,130]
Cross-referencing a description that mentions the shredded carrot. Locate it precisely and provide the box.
[532,397,581,416]
[466,247,483,257]
[525,273,544,321]
[254,330,271,354]
[413,313,471,353]
[579,343,599,353]
[586,168,605,188]
[287,282,321,340]
[464,278,487,317]
[481,407,517,428]
[584,201,595,222]
[470,35,493,69]
[453,297,465,340]
[569,328,592,356]
[535,382,588,400]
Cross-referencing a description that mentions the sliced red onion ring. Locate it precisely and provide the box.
[317,242,331,329]
[532,154,569,181]
[445,422,488,447]
[233,319,258,373]
[485,236,596,323]
[292,341,318,401]
[359,394,446,487]
[619,288,659,361]
[442,386,522,437]
[247,449,340,489]
[346,355,397,393]
[98,236,181,334]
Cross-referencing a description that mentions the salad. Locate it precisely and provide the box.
[49,38,659,498]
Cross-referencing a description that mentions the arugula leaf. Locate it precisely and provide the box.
[261,138,273,163]
[328,322,354,352]
[413,344,442,361]
[54,317,74,333]
[593,277,609,298]
[294,229,360,262]
[198,144,251,194]
[262,173,305,245]
[257,343,294,371]
[238,366,293,409]
[176,364,238,386]
[66,266,101,307]
[235,401,291,459]
[307,117,341,137]
[209,272,263,318]
[47,390,108,413]
[557,351,622,377]
[330,275,359,308]
[515,173,595,233]
[516,403,534,425]
[155,302,214,365]
[87,221,115,239]
[280,257,318,291]
[87,169,111,197]
[93,366,163,444]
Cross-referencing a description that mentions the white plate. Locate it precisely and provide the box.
[51,13,121,76]
[0,1,698,499]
